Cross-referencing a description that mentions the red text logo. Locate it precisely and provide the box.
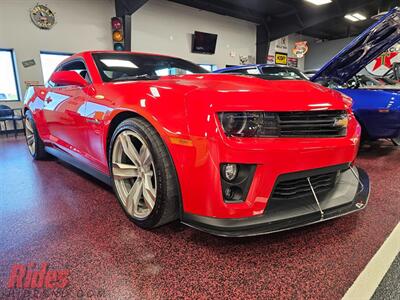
[7,262,70,289]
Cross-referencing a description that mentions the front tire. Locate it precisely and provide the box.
[109,117,180,229]
[25,110,48,160]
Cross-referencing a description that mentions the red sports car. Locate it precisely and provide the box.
[24,51,370,237]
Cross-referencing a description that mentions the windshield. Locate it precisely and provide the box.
[260,67,308,80]
[92,53,208,82]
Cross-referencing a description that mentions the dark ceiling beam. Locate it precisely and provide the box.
[267,0,378,40]
[115,0,149,17]
[168,0,266,23]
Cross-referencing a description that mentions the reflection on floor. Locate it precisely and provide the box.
[0,137,399,299]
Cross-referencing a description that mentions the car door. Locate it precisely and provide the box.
[81,95,113,173]
[43,60,92,161]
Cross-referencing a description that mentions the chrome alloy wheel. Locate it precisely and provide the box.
[25,118,36,155]
[112,131,157,219]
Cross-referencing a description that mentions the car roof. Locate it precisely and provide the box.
[68,50,180,61]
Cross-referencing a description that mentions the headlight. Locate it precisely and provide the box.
[218,112,279,137]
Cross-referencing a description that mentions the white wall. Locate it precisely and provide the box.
[131,0,257,69]
[304,37,354,70]
[0,0,115,109]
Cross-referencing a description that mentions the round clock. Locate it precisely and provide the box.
[30,4,55,30]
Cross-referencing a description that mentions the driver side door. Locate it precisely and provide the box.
[43,60,92,161]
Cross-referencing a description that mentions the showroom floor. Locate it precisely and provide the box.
[0,136,399,299]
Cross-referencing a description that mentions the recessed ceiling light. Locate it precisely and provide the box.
[304,0,332,6]
[353,13,367,20]
[345,13,367,22]
[345,14,359,22]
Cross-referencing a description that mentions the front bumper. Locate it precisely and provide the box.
[182,166,370,237]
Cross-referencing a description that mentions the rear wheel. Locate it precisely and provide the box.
[25,110,48,160]
[109,117,179,229]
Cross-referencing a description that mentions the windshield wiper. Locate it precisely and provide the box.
[111,74,160,82]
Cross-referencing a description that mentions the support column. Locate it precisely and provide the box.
[256,24,270,64]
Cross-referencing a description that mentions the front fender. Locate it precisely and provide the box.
[339,88,400,139]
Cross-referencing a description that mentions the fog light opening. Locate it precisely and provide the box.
[223,186,243,202]
[222,164,239,181]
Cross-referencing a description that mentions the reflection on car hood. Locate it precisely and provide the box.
[312,7,400,84]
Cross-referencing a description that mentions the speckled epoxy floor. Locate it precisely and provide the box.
[0,137,399,299]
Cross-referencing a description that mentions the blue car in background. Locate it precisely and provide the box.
[215,8,400,146]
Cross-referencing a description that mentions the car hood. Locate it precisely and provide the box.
[113,74,349,111]
[311,7,400,84]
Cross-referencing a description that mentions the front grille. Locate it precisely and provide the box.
[277,110,347,137]
[270,172,338,201]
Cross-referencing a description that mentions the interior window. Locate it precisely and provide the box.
[155,67,193,76]
[58,60,91,85]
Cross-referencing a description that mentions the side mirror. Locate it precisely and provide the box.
[49,71,88,87]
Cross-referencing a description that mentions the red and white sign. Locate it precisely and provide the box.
[366,51,400,76]
[292,41,308,59]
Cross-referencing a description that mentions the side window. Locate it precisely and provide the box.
[40,52,72,83]
[54,60,92,87]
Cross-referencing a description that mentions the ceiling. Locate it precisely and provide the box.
[166,0,398,40]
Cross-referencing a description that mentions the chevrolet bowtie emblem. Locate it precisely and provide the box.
[334,117,349,127]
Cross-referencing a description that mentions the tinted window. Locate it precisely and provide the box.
[92,53,207,82]
[59,60,91,83]
[260,67,308,80]
[221,68,260,75]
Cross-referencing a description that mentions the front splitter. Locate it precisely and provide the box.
[182,167,370,237]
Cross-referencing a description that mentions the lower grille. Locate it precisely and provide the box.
[278,110,347,137]
[270,172,338,201]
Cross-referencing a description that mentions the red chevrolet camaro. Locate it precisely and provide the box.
[24,51,370,236]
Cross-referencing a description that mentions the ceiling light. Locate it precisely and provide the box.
[353,13,367,20]
[345,14,359,22]
[304,0,332,5]
[345,13,367,22]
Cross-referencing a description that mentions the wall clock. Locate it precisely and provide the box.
[30,4,56,30]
